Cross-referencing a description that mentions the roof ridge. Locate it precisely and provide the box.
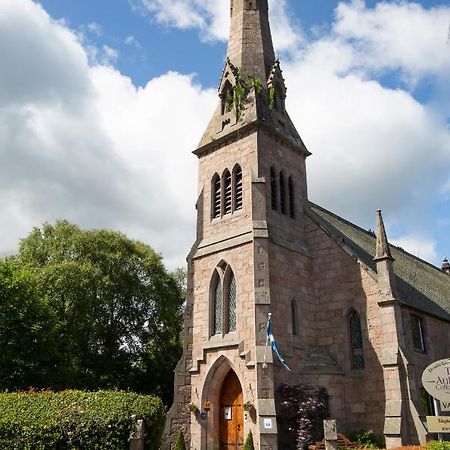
[308,201,446,276]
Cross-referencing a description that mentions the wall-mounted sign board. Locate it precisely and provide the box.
[441,401,450,412]
[422,359,450,402]
[427,416,450,433]
[264,418,272,429]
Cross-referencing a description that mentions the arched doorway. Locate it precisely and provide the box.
[219,370,244,449]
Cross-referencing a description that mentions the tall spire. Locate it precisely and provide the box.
[227,0,276,80]
[196,0,308,154]
[374,209,393,261]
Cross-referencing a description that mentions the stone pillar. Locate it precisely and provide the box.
[129,419,145,450]
[324,419,338,450]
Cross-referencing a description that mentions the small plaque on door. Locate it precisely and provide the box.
[224,406,232,420]
[264,418,272,429]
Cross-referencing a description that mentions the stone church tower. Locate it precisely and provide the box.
[163,1,450,449]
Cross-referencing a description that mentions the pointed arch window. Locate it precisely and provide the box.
[291,299,298,337]
[279,171,286,215]
[210,262,237,336]
[212,174,221,219]
[270,167,278,211]
[288,176,295,219]
[221,80,233,115]
[233,165,243,211]
[349,309,365,369]
[223,170,232,215]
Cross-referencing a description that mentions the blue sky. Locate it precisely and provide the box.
[1,0,449,269]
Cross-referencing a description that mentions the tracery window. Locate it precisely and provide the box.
[349,309,365,369]
[270,167,278,211]
[211,262,237,336]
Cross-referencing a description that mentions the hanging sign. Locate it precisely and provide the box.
[426,416,450,433]
[441,401,450,412]
[421,359,450,402]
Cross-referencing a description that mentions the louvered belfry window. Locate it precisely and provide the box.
[212,174,221,218]
[223,170,232,215]
[288,176,295,219]
[270,167,277,210]
[211,263,237,336]
[280,171,286,215]
[234,165,243,211]
[349,310,365,369]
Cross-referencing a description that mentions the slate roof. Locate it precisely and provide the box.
[308,202,450,322]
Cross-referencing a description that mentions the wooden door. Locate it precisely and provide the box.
[219,370,244,450]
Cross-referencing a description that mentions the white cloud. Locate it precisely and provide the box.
[1,0,450,270]
[391,234,439,264]
[124,35,142,48]
[0,0,215,268]
[130,0,301,52]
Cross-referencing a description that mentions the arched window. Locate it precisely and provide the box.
[349,309,365,369]
[279,171,286,215]
[288,176,295,219]
[210,262,237,336]
[228,273,237,332]
[221,81,233,115]
[223,170,232,215]
[270,167,277,211]
[212,174,221,219]
[291,299,298,336]
[233,165,243,211]
[213,274,223,335]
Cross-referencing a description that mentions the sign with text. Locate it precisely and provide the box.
[422,359,450,402]
[427,416,450,433]
[441,401,450,412]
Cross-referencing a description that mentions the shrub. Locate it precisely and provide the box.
[428,441,450,450]
[0,390,165,450]
[243,430,255,450]
[349,429,381,448]
[174,431,187,450]
[277,384,329,450]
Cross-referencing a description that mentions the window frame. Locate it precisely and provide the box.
[411,315,426,352]
[348,309,365,370]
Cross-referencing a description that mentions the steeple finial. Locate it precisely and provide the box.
[227,0,276,80]
[374,209,394,261]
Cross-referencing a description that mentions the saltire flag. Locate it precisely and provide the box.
[265,312,291,371]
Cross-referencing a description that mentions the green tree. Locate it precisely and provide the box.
[17,220,184,403]
[243,431,255,450]
[174,431,187,450]
[0,258,59,390]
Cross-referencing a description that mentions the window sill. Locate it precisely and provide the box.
[205,332,238,350]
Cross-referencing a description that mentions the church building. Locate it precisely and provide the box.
[163,1,450,449]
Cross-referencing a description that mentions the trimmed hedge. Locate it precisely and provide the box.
[0,390,165,450]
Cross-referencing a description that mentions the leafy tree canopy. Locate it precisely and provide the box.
[1,220,184,404]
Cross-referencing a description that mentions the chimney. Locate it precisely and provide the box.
[442,258,450,275]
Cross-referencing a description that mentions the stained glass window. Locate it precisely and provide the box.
[228,275,237,332]
[214,277,223,335]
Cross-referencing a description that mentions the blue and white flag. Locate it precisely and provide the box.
[265,313,291,371]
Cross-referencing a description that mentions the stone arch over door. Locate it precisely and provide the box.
[201,356,244,450]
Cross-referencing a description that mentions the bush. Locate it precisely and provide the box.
[428,441,450,450]
[349,429,381,448]
[277,384,329,450]
[243,430,255,450]
[174,431,187,450]
[0,390,165,450]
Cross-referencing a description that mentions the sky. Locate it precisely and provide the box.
[0,0,449,270]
